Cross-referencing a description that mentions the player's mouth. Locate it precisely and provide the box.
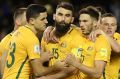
[107,30,112,34]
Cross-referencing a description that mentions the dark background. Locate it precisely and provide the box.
[0,0,120,40]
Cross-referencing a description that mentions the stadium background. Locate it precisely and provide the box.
[0,0,120,40]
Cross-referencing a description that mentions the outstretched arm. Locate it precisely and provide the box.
[66,54,106,79]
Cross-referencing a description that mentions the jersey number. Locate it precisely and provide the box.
[52,48,59,59]
[6,42,16,68]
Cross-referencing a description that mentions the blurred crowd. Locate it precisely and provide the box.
[0,0,120,40]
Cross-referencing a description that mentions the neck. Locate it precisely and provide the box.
[26,24,37,35]
[14,24,19,31]
[36,32,43,42]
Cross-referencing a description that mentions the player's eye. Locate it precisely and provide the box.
[111,23,116,26]
[65,14,71,17]
[104,23,109,26]
[41,17,45,21]
[58,13,63,16]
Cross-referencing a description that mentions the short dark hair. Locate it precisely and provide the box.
[56,2,74,15]
[14,8,27,21]
[96,6,106,15]
[100,13,116,24]
[79,6,99,21]
[26,4,46,22]
[101,13,115,18]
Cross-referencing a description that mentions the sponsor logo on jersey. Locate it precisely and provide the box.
[100,48,107,56]
[34,45,40,54]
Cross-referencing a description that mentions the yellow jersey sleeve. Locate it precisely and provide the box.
[95,35,111,62]
[41,37,47,52]
[25,38,40,60]
[101,33,120,79]
[0,33,12,56]
[114,32,120,44]
[23,27,40,60]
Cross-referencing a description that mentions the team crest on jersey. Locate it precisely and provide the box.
[100,48,107,56]
[78,48,83,52]
[34,45,40,54]
[60,42,66,48]
[71,48,83,58]
[87,46,93,51]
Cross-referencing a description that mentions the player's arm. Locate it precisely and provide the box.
[38,40,78,78]
[30,51,68,77]
[36,65,78,79]
[0,34,11,76]
[89,29,120,53]
[0,51,8,76]
[43,26,53,42]
[43,26,58,43]
[101,31,120,53]
[40,71,70,79]
[43,26,53,43]
[66,35,111,78]
[47,66,78,79]
[66,54,106,79]
[26,38,67,77]
[30,51,53,77]
[36,68,69,79]
[30,59,55,77]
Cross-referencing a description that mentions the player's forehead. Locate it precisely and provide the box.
[37,12,47,19]
[56,7,72,15]
[79,14,91,20]
[102,17,117,24]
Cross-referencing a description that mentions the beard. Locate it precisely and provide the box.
[55,21,70,37]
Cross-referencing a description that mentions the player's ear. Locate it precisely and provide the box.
[93,20,97,28]
[53,14,56,21]
[29,18,35,25]
[15,18,22,26]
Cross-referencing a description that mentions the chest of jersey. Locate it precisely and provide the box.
[71,40,96,67]
[43,29,85,66]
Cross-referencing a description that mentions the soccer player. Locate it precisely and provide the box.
[40,2,85,79]
[65,6,111,79]
[0,8,27,77]
[89,13,120,79]
[3,4,66,79]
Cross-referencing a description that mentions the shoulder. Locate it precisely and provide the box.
[70,24,82,35]
[13,26,39,45]
[71,24,81,31]
[96,35,110,45]
[113,32,120,40]
[0,33,12,43]
[0,33,12,47]
[95,35,111,48]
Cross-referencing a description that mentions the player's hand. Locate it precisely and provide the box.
[40,51,53,62]
[62,65,78,75]
[65,54,79,65]
[88,29,102,42]
[53,59,68,71]
[49,28,59,43]
[43,26,53,43]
